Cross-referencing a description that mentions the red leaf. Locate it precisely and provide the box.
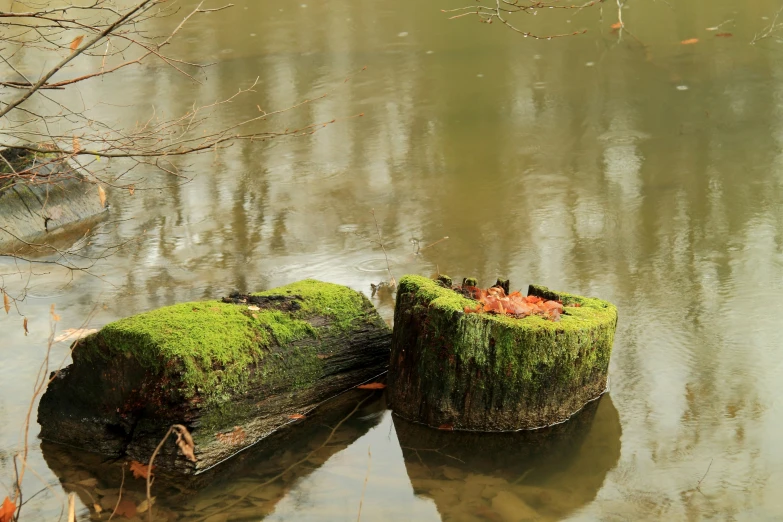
[715,32,733,38]
[288,414,306,420]
[129,460,154,480]
[438,424,454,431]
[357,383,386,390]
[0,497,16,522]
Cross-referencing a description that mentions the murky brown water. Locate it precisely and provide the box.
[3,0,783,519]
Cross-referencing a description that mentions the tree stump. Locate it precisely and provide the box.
[38,280,391,474]
[388,275,618,431]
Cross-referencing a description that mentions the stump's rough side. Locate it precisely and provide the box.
[388,275,618,431]
[38,280,391,474]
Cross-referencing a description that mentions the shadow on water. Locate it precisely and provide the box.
[40,391,619,521]
[393,393,621,521]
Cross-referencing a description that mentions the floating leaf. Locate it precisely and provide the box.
[610,22,623,29]
[93,503,102,514]
[69,35,84,52]
[356,383,386,390]
[23,317,28,335]
[0,497,16,522]
[129,460,154,480]
[438,424,454,431]
[3,292,9,314]
[114,499,136,518]
[50,304,61,322]
[288,414,306,420]
[128,185,135,196]
[98,185,106,207]
[715,32,733,38]
[681,38,699,45]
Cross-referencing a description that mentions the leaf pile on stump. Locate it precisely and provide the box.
[459,285,572,321]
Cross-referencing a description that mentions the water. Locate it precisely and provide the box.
[3,0,783,519]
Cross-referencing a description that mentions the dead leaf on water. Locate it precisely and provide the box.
[610,22,623,29]
[715,32,733,37]
[23,317,28,335]
[3,292,10,314]
[98,185,106,207]
[130,461,153,480]
[137,497,155,513]
[54,328,98,343]
[69,35,84,52]
[438,424,454,431]
[288,414,306,420]
[681,38,699,45]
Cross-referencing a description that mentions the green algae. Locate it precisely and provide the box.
[395,275,618,397]
[78,279,374,403]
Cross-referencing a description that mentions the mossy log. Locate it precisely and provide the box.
[0,147,106,247]
[388,275,618,431]
[38,280,391,474]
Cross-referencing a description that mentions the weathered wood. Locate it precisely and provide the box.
[38,280,391,474]
[388,275,618,431]
[0,147,106,247]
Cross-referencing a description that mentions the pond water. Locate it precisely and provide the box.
[3,0,783,519]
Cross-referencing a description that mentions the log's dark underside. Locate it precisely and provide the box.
[37,281,391,474]
[388,275,618,431]
[0,147,105,247]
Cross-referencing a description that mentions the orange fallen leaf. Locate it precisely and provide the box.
[288,414,306,420]
[681,38,699,45]
[0,496,16,522]
[715,32,733,38]
[114,498,136,518]
[438,424,454,431]
[610,22,623,29]
[98,185,106,207]
[129,460,154,480]
[356,383,386,390]
[69,35,84,52]
[3,292,9,314]
[23,317,28,336]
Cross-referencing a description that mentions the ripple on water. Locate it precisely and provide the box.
[355,257,393,273]
[597,129,651,145]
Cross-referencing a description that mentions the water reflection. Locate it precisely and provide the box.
[41,392,619,522]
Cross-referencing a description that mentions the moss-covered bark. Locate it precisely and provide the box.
[38,280,391,474]
[388,275,618,431]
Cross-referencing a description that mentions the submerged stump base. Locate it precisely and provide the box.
[388,275,618,431]
[38,280,391,474]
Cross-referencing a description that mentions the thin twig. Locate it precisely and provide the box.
[356,446,371,522]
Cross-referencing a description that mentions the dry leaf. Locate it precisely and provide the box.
[715,32,733,37]
[438,424,454,431]
[93,503,102,514]
[137,497,155,513]
[23,317,28,336]
[129,460,154,480]
[610,22,623,29]
[76,478,98,487]
[53,328,98,343]
[114,499,136,518]
[288,414,306,420]
[174,424,197,462]
[128,185,135,196]
[50,304,61,322]
[69,35,84,52]
[98,185,106,207]
[0,497,15,522]
[3,292,9,314]
[72,135,81,154]
[356,383,386,390]
[681,38,699,45]
[216,426,246,446]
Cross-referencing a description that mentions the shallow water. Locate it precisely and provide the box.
[3,0,783,519]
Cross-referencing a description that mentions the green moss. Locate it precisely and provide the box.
[78,280,373,403]
[396,275,618,399]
